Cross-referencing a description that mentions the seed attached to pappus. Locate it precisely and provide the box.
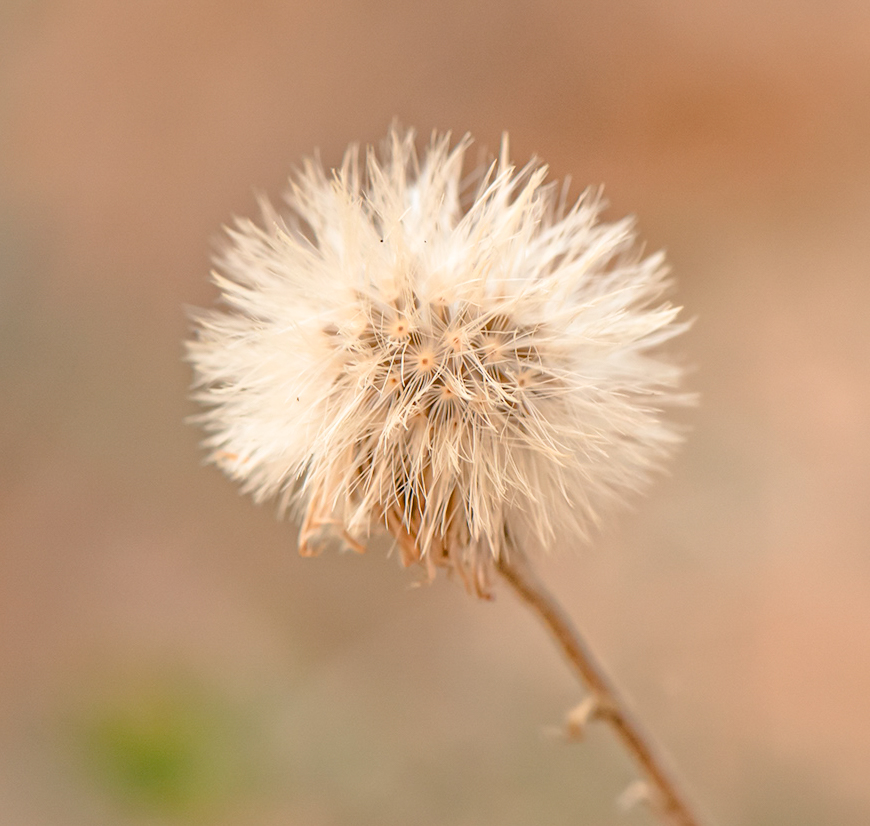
[187,127,689,594]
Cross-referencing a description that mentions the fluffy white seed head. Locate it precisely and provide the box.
[187,128,690,595]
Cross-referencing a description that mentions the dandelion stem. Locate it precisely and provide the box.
[495,550,701,826]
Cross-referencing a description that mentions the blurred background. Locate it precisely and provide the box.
[2,1,869,824]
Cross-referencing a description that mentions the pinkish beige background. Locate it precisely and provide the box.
[2,2,869,824]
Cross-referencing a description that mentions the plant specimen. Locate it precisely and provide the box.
[188,127,699,825]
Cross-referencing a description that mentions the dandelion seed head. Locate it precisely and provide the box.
[187,127,690,596]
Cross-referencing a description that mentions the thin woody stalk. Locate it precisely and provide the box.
[495,550,701,826]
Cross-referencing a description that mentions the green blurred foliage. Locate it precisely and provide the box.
[76,675,260,821]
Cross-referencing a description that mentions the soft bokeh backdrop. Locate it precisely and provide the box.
[2,2,869,824]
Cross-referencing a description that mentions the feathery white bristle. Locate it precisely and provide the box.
[187,127,690,594]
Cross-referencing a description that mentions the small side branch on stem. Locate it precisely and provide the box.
[495,550,702,826]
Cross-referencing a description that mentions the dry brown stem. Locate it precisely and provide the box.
[495,550,702,826]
